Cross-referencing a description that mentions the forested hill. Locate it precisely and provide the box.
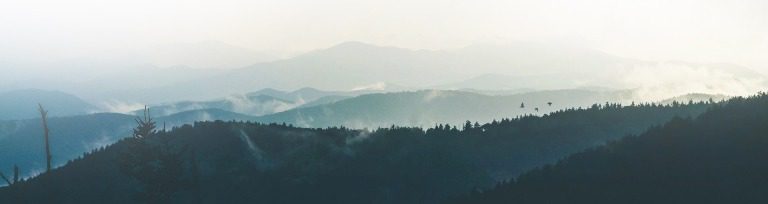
[0,89,95,120]
[0,101,712,203]
[448,92,768,204]
[253,89,635,128]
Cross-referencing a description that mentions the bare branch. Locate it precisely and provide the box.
[0,171,11,186]
[39,103,52,172]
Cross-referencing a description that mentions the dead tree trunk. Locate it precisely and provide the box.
[38,104,52,173]
[0,165,21,186]
[12,165,18,184]
[0,171,11,186]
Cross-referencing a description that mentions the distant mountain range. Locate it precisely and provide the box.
[138,94,298,117]
[66,41,765,103]
[2,42,762,104]
[139,88,628,129]
[0,89,96,120]
[131,89,637,129]
[1,87,729,126]
[0,87,728,123]
[155,42,625,99]
[135,87,356,117]
[253,89,710,128]
[137,88,734,129]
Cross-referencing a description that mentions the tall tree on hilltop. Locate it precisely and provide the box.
[134,106,157,139]
[120,106,191,203]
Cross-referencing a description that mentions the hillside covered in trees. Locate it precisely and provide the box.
[0,108,267,178]
[449,92,768,204]
[0,101,712,203]
[253,89,639,128]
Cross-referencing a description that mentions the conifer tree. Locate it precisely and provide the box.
[133,106,156,139]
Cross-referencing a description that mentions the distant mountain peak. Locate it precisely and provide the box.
[0,89,95,120]
[332,41,378,48]
[292,87,323,94]
[320,41,409,54]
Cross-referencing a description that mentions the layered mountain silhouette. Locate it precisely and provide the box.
[130,88,727,130]
[0,98,713,203]
[135,87,355,117]
[0,88,728,179]
[101,42,766,102]
[253,89,637,128]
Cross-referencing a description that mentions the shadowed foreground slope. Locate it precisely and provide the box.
[449,93,768,204]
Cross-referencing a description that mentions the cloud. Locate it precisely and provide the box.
[82,132,116,151]
[422,90,455,103]
[352,82,388,91]
[345,130,372,145]
[198,112,213,122]
[238,129,265,163]
[620,62,768,101]
[224,94,302,116]
[100,100,145,114]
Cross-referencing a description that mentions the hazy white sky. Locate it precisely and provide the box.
[1,0,767,71]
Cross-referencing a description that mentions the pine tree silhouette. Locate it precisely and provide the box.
[133,106,156,139]
[120,106,190,203]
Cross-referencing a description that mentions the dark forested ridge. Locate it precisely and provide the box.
[0,101,712,203]
[448,92,768,204]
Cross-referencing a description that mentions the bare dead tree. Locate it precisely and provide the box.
[38,103,52,173]
[13,165,18,184]
[0,165,20,186]
[0,172,11,186]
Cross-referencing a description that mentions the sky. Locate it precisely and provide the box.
[1,0,767,72]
